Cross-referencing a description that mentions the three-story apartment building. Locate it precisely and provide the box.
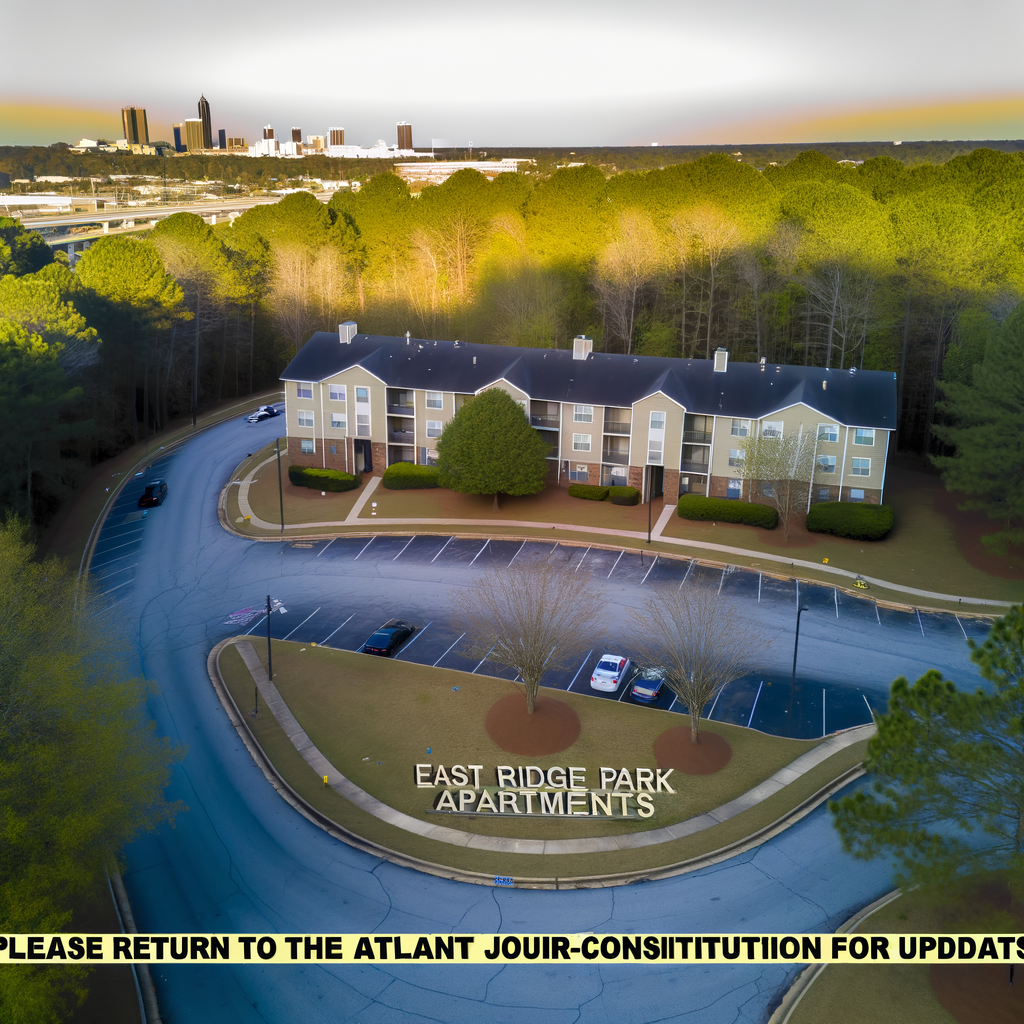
[280,324,898,504]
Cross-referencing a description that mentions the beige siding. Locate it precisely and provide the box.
[630,393,683,469]
[561,402,600,461]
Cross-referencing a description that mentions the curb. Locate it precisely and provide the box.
[107,867,162,1024]
[209,637,869,889]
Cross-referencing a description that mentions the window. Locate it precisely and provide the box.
[356,414,370,437]
[817,423,838,442]
[761,482,775,498]
[568,464,589,482]
[678,475,706,496]
[601,464,628,486]
[573,405,593,423]
[849,488,865,502]
[761,420,783,438]
[300,439,314,454]
[426,420,442,438]
[729,448,745,467]
[297,382,312,399]
[355,387,369,401]
[817,487,830,502]
[647,439,663,464]
[649,410,666,430]
[330,413,346,429]
[573,433,591,452]
[852,458,871,476]
[329,444,336,455]
[426,391,443,409]
[297,410,314,427]
[817,455,836,474]
[726,479,742,498]
[329,384,346,402]
[730,418,750,437]
[854,428,875,446]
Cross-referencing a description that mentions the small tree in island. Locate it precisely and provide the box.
[435,387,550,511]
[632,584,773,743]
[457,563,605,714]
[737,426,817,540]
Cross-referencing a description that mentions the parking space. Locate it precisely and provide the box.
[576,547,626,578]
[641,556,691,589]
[757,574,798,607]
[607,551,657,586]
[391,535,454,564]
[719,568,761,601]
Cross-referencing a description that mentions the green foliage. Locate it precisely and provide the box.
[0,216,53,276]
[381,463,440,489]
[567,483,609,500]
[830,604,1024,895]
[806,501,894,540]
[287,465,360,491]
[608,485,640,505]
[0,517,183,1020]
[676,494,779,528]
[436,387,549,502]
[932,303,1024,553]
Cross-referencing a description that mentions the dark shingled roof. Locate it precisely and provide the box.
[282,332,897,429]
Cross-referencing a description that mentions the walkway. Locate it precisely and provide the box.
[233,639,874,856]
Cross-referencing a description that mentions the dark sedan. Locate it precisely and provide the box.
[360,619,415,657]
[247,405,281,423]
[138,480,168,507]
[630,666,667,703]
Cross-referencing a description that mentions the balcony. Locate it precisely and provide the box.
[683,430,713,444]
[601,449,630,467]
[530,414,560,429]
[680,459,711,474]
[603,420,631,436]
[389,430,415,444]
[386,404,415,417]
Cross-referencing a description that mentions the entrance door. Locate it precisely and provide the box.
[650,465,664,499]
[354,438,372,473]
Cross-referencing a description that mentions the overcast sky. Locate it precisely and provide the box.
[2,0,1022,146]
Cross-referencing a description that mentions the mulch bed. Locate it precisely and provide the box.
[653,727,733,774]
[932,486,1024,581]
[930,964,1024,1023]
[485,692,581,755]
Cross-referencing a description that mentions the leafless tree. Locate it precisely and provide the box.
[738,426,818,540]
[456,563,606,714]
[631,584,773,743]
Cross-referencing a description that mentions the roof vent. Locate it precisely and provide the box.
[454,340,459,347]
[849,366,856,375]
[572,335,593,361]
[822,380,827,390]
[339,321,357,344]
[406,330,411,344]
[713,348,728,372]
[759,357,766,370]
[473,355,477,364]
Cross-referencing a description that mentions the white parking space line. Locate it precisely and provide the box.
[718,567,727,593]
[354,537,376,560]
[469,539,490,565]
[795,579,800,607]
[955,614,968,640]
[397,621,432,654]
[472,644,496,673]
[706,685,725,720]
[393,536,415,560]
[747,680,764,727]
[875,603,881,626]
[244,614,268,636]
[100,579,134,597]
[862,694,874,720]
[283,607,321,640]
[93,536,144,558]
[433,632,466,667]
[915,608,925,637]
[91,551,133,570]
[822,689,826,736]
[574,547,591,571]
[640,556,658,585]
[507,540,527,566]
[607,549,625,578]
[317,538,335,557]
[319,613,354,645]
[566,650,593,691]
[680,559,694,588]
[757,572,762,603]
[430,536,454,563]
[834,587,840,617]
[95,562,137,582]
[667,694,678,712]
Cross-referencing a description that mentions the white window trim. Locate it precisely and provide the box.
[572,433,591,452]
[300,438,315,454]
[817,423,838,442]
[851,457,871,476]
[297,409,315,428]
[297,382,313,399]
[425,391,443,410]
[730,419,750,438]
[649,410,667,430]
[330,413,346,429]
[728,448,745,467]
[426,420,442,438]
[573,405,594,423]
[329,384,346,402]
[853,428,875,446]
[818,455,836,474]
[761,420,784,438]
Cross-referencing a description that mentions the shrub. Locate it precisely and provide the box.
[609,485,640,506]
[568,483,609,501]
[806,501,894,541]
[382,463,441,490]
[288,465,361,492]
[676,495,778,529]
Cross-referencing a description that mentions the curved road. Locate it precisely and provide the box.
[93,418,990,1023]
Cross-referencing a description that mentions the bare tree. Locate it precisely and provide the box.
[456,564,606,714]
[631,585,773,743]
[738,424,817,540]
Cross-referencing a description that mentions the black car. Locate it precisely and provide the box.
[360,619,415,657]
[247,405,281,423]
[138,480,167,507]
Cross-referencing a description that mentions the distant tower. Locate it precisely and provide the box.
[291,127,302,143]
[121,106,149,145]
[397,121,412,150]
[198,94,212,150]
[172,124,185,153]
[329,127,345,146]
[218,128,226,150]
[184,118,204,153]
[263,125,275,140]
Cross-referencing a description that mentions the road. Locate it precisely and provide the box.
[94,415,988,1022]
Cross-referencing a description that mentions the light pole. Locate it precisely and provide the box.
[257,593,273,717]
[276,437,284,533]
[789,603,809,718]
[647,465,653,545]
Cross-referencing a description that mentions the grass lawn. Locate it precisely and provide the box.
[217,639,867,879]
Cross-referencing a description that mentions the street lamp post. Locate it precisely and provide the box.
[257,592,273,717]
[789,604,810,718]
[276,437,284,533]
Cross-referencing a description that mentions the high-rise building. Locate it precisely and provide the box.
[397,121,412,150]
[263,125,275,140]
[291,127,302,143]
[173,124,185,153]
[184,118,204,153]
[329,127,345,147]
[121,107,149,145]
[218,128,226,150]
[306,135,325,151]
[198,94,212,150]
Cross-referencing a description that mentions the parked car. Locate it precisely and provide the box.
[248,405,281,423]
[631,666,667,703]
[360,619,415,657]
[590,654,632,692]
[138,480,167,507]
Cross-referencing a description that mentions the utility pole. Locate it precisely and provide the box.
[276,437,285,532]
[789,604,810,720]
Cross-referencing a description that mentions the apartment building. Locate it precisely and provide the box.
[280,326,897,504]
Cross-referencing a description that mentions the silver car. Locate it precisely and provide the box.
[590,654,632,692]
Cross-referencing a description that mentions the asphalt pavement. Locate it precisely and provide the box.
[93,413,991,1023]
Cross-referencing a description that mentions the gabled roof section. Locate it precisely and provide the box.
[281,333,898,429]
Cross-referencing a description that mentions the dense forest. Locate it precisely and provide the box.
[1,146,1023,528]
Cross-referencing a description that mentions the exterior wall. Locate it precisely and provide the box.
[560,402,601,462]
[415,388,453,462]
[630,392,683,473]
[627,465,644,490]
[662,467,680,502]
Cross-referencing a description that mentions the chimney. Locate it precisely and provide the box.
[339,321,357,344]
[713,347,729,373]
[572,335,593,360]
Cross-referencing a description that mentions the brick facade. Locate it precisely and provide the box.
[662,468,680,502]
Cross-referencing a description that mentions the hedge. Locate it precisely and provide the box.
[568,483,609,501]
[609,485,640,506]
[676,494,778,529]
[806,501,894,541]
[382,463,441,489]
[288,465,361,492]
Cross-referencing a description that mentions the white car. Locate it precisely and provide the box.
[590,654,632,692]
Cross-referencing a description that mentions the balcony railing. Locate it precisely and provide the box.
[603,420,631,435]
[601,450,629,466]
[530,415,560,429]
[679,459,710,474]
[683,430,713,444]
[389,430,415,444]
[386,404,415,417]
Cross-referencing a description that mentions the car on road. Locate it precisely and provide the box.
[247,405,281,423]
[630,666,668,703]
[360,619,415,657]
[590,654,632,692]
[138,480,168,507]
